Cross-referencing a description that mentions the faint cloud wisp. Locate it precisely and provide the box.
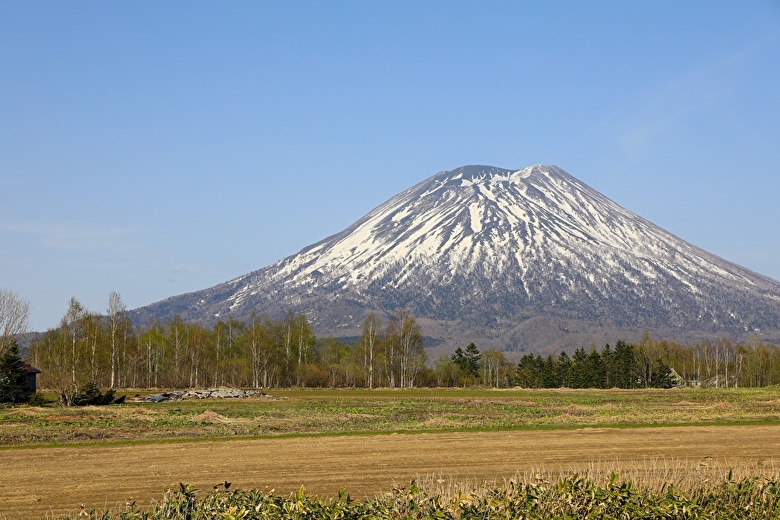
[0,220,141,253]
[614,28,780,161]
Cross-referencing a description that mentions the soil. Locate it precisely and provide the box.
[2,424,779,519]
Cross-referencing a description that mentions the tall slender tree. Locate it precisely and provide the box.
[0,289,30,357]
[295,313,313,386]
[360,313,381,389]
[106,292,126,388]
[63,297,87,402]
[387,309,425,388]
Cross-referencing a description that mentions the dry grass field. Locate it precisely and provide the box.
[3,425,780,518]
[2,388,780,518]
[3,387,780,446]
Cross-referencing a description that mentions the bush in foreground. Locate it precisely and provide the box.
[68,473,780,519]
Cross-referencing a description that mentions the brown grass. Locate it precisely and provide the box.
[191,410,231,424]
[2,424,779,519]
[3,387,780,518]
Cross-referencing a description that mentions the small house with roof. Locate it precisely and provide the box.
[20,364,41,397]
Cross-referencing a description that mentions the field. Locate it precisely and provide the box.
[2,387,780,518]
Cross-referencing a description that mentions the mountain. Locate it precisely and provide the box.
[131,165,780,354]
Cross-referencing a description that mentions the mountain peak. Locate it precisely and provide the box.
[436,164,545,184]
[132,164,780,353]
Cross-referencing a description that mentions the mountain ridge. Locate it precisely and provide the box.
[131,164,780,353]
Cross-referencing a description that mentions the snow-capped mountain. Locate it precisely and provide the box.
[132,165,780,352]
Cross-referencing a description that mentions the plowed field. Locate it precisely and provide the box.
[3,424,779,519]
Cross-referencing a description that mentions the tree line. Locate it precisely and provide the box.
[516,334,780,389]
[27,294,436,402]
[516,340,676,389]
[9,291,780,405]
[24,294,517,399]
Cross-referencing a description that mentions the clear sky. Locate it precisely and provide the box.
[2,2,779,332]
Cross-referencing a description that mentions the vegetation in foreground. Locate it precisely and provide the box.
[64,473,780,520]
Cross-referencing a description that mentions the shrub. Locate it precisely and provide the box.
[68,383,125,406]
[26,392,48,406]
[66,475,780,519]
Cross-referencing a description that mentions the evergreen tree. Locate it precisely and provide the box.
[612,341,635,388]
[601,344,614,387]
[463,343,481,377]
[541,355,557,387]
[450,347,466,380]
[586,349,605,388]
[651,358,674,388]
[570,347,589,388]
[0,341,27,403]
[515,354,539,388]
[451,343,481,384]
[557,351,572,387]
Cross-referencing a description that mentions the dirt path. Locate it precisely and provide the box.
[2,425,779,519]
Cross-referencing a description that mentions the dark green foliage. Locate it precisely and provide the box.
[557,351,572,387]
[66,476,780,519]
[451,343,481,380]
[515,354,543,388]
[25,392,48,406]
[68,383,124,406]
[570,347,589,387]
[515,341,676,389]
[650,358,675,389]
[0,341,27,403]
[610,341,635,388]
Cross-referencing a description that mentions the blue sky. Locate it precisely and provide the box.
[2,2,779,332]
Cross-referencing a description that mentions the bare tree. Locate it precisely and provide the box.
[481,350,511,388]
[63,297,87,394]
[360,313,381,389]
[167,316,187,387]
[187,322,208,388]
[245,312,265,388]
[387,309,425,388]
[107,291,126,388]
[295,313,313,386]
[0,288,30,356]
[283,311,294,385]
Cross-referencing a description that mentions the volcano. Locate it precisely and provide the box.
[131,165,780,353]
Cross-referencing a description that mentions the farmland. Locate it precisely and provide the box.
[2,387,780,518]
[3,387,780,446]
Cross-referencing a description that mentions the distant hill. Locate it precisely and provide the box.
[131,165,780,354]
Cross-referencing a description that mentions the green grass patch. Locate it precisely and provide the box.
[2,386,780,448]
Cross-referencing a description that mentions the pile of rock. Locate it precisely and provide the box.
[130,387,271,402]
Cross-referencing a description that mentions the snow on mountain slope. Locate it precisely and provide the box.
[132,165,780,352]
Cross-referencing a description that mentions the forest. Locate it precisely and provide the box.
[20,293,780,403]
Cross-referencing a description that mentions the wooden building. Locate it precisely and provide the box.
[20,364,41,397]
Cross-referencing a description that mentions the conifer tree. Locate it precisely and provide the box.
[0,341,27,403]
